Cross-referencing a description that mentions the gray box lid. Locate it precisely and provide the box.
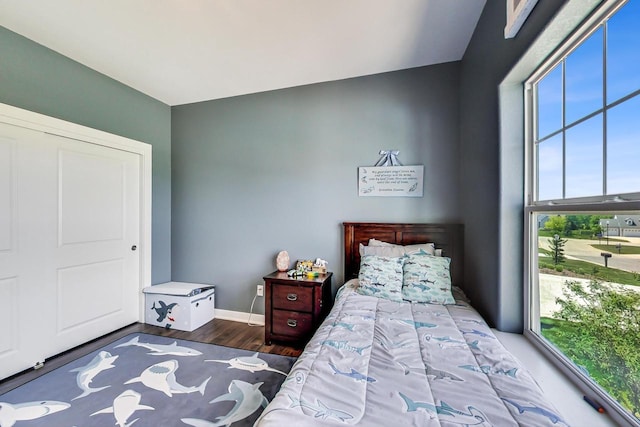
[143,281,215,297]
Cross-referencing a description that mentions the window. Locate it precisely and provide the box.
[526,0,640,424]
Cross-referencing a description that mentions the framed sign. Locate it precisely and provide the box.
[504,0,539,38]
[358,166,423,197]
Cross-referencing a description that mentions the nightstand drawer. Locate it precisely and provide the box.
[272,310,313,338]
[272,284,313,311]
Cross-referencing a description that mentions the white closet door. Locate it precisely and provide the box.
[49,131,141,352]
[0,130,21,377]
[0,122,141,379]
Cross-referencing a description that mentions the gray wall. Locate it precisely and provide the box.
[171,63,462,314]
[459,1,568,331]
[2,2,572,326]
[0,26,172,284]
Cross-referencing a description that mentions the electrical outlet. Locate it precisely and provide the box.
[256,284,264,297]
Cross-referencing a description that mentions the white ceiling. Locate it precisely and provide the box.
[0,0,486,106]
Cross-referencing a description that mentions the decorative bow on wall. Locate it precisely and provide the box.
[374,150,403,166]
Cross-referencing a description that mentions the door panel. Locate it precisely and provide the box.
[57,259,124,331]
[58,149,124,245]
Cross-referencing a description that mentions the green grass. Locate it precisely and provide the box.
[538,256,640,286]
[539,229,628,242]
[538,237,640,285]
[591,244,640,254]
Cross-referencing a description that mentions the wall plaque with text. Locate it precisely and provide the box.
[358,166,423,197]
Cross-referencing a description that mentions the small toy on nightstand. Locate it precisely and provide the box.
[286,269,303,278]
[312,258,328,274]
[289,258,328,278]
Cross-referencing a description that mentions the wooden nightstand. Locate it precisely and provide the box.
[263,271,332,346]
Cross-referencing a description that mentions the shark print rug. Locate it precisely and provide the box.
[0,333,296,427]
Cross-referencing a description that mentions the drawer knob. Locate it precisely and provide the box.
[286,293,298,301]
[287,319,298,328]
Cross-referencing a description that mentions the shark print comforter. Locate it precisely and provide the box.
[256,281,568,427]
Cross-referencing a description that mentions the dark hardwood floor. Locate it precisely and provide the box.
[0,319,302,395]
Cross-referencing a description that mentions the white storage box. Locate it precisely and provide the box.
[143,282,215,331]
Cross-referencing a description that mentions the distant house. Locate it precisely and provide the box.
[599,215,640,237]
[537,215,549,230]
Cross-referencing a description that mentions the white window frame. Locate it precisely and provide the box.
[523,1,640,424]
[528,1,640,206]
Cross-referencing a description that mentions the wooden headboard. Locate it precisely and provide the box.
[343,222,464,287]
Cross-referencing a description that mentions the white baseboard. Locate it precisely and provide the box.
[214,308,265,326]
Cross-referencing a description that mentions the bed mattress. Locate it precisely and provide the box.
[256,281,567,426]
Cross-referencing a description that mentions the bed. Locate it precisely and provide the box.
[256,222,567,426]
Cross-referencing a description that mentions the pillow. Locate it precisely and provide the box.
[359,243,405,257]
[370,239,442,256]
[359,241,435,257]
[357,255,404,302]
[402,254,455,304]
[368,238,396,247]
[403,243,436,255]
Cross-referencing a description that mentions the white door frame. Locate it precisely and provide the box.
[0,102,152,321]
